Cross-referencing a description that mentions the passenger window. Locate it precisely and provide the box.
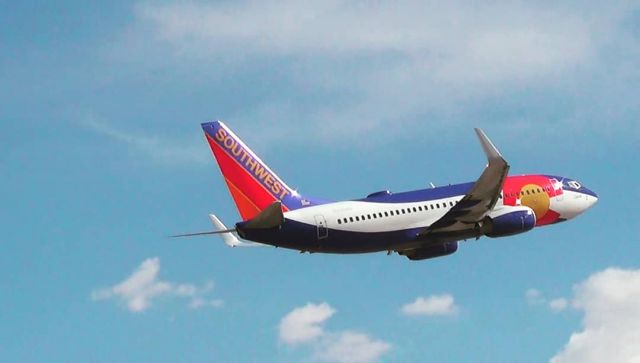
[355,216,360,221]
[436,203,440,208]
[349,217,354,223]
[418,206,423,211]
[367,214,371,220]
[384,212,389,217]
[338,219,342,224]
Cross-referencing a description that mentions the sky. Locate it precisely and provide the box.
[2,1,640,362]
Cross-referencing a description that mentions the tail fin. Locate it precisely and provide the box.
[202,121,320,220]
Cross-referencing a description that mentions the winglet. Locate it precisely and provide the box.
[208,214,268,248]
[474,128,504,162]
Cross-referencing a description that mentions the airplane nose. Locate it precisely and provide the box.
[585,194,598,209]
[581,187,598,210]
[552,188,598,220]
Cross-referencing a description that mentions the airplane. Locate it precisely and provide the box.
[173,121,598,261]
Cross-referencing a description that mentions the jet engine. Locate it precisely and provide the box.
[401,241,459,261]
[481,206,536,238]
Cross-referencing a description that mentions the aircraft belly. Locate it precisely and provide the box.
[240,218,423,253]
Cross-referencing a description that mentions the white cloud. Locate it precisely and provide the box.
[188,298,224,309]
[525,288,545,305]
[525,288,568,313]
[138,1,592,82]
[100,1,640,147]
[315,331,392,363]
[91,257,222,312]
[401,294,459,316]
[279,302,335,345]
[108,1,640,146]
[548,298,569,313]
[80,118,209,166]
[279,302,391,363]
[550,268,640,363]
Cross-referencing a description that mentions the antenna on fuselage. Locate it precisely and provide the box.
[429,182,436,189]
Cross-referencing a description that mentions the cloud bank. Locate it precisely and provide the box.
[120,0,640,142]
[551,267,640,363]
[279,302,391,363]
[91,257,222,312]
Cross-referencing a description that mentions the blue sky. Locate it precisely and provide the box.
[2,1,640,362]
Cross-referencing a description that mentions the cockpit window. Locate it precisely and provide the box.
[568,181,582,189]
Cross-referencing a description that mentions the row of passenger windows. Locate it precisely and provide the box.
[502,186,551,198]
[336,186,551,225]
[337,200,457,225]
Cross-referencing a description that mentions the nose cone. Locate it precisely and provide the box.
[577,189,599,217]
[551,188,598,220]
[583,191,598,210]
[579,186,598,212]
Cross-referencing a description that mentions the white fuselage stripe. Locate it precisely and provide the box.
[284,195,478,233]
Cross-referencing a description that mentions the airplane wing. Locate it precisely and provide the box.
[419,128,510,237]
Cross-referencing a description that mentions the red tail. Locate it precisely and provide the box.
[202,121,316,220]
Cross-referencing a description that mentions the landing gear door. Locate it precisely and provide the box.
[314,215,328,240]
[550,178,564,201]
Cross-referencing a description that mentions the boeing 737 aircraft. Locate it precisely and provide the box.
[174,121,598,261]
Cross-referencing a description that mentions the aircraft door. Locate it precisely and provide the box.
[314,215,328,240]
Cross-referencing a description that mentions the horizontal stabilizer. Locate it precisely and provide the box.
[208,214,241,246]
[170,229,236,238]
[170,215,268,247]
[209,214,268,247]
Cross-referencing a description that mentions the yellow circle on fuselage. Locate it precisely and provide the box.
[520,184,550,219]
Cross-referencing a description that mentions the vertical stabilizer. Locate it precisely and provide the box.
[202,121,320,220]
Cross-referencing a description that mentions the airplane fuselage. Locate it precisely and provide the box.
[236,175,598,254]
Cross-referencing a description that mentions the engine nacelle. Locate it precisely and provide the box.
[402,241,458,261]
[482,206,536,238]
